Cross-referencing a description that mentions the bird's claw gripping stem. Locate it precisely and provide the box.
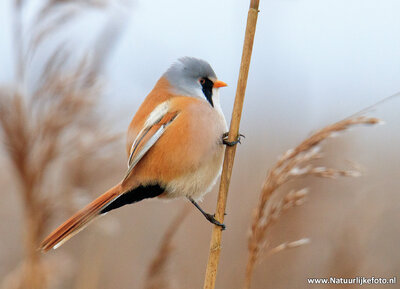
[204,213,226,230]
[222,132,245,146]
[189,197,226,230]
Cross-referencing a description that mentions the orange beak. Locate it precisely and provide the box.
[213,80,228,88]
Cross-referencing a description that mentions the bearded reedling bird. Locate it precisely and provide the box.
[40,57,241,252]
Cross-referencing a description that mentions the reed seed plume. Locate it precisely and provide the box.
[144,207,190,289]
[0,1,124,288]
[268,238,311,256]
[243,116,381,289]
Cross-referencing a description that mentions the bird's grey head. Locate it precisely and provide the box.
[163,57,225,107]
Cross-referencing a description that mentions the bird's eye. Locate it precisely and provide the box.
[199,78,205,85]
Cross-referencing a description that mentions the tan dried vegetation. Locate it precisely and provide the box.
[1,1,123,288]
[243,116,381,289]
[144,207,189,289]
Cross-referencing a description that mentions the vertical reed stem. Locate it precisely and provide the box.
[202,1,260,288]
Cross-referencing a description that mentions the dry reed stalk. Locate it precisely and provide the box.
[0,1,123,288]
[203,1,260,288]
[73,234,106,289]
[243,116,381,289]
[144,207,190,289]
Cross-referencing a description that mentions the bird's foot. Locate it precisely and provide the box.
[204,213,226,230]
[222,132,245,146]
[188,197,226,230]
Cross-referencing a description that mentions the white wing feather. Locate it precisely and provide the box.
[123,101,177,182]
[123,125,166,182]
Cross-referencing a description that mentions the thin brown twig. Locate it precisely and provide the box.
[144,207,190,289]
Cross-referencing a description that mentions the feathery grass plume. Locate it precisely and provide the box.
[268,238,311,255]
[243,116,381,289]
[0,1,125,288]
[144,207,190,289]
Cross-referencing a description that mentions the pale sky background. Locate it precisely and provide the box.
[1,0,400,127]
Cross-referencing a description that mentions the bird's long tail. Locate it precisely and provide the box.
[39,184,122,252]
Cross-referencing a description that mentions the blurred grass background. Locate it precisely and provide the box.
[0,0,399,288]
